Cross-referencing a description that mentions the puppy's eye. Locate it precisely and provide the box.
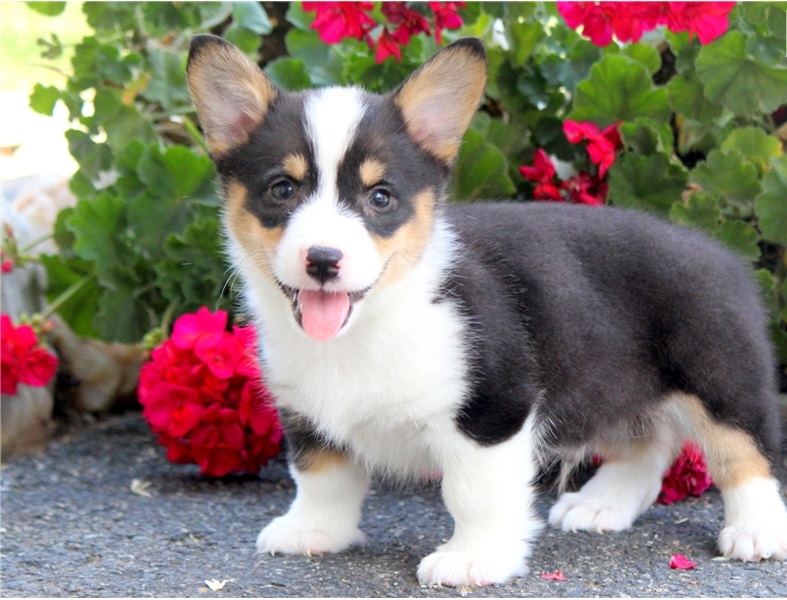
[368,187,392,210]
[270,179,295,201]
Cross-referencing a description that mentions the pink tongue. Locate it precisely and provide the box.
[298,290,351,342]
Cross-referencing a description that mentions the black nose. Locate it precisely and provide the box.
[305,245,343,284]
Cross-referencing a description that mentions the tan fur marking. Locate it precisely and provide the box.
[359,158,386,187]
[395,46,487,163]
[299,448,350,474]
[373,189,436,289]
[283,153,308,181]
[225,180,282,275]
[675,393,772,489]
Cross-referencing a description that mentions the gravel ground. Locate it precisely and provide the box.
[2,413,786,598]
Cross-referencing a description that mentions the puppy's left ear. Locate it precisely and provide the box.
[393,38,487,165]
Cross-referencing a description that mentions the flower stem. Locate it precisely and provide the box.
[182,116,210,154]
[42,274,96,320]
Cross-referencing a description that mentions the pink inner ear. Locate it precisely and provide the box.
[227,111,260,142]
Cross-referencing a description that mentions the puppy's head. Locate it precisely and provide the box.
[187,36,486,342]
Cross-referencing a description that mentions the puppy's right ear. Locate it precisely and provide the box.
[187,35,277,157]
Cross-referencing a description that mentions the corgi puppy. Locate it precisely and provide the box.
[187,35,787,587]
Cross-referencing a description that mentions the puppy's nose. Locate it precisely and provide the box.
[305,245,343,284]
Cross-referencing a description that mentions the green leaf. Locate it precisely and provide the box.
[451,129,515,201]
[285,28,344,86]
[231,1,272,35]
[621,43,661,75]
[157,218,233,313]
[141,49,190,109]
[619,118,674,156]
[509,21,544,65]
[66,194,131,272]
[714,220,761,262]
[607,152,688,215]
[695,31,787,116]
[65,130,113,179]
[29,84,60,115]
[264,58,313,91]
[689,149,761,214]
[666,72,723,122]
[124,146,216,258]
[225,1,273,54]
[720,128,783,177]
[25,1,65,16]
[669,192,722,232]
[754,156,787,245]
[539,37,600,92]
[94,285,155,343]
[570,54,670,126]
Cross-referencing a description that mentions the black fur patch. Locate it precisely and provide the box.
[442,202,780,458]
[336,96,447,238]
[217,93,317,230]
[278,408,346,472]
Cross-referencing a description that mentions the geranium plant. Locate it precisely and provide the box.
[138,308,282,477]
[26,2,787,376]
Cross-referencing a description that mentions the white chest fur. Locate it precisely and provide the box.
[238,224,471,477]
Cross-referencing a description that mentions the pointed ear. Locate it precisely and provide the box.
[393,38,487,165]
[187,35,277,157]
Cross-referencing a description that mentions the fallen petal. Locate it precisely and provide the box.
[670,554,698,570]
[540,570,567,581]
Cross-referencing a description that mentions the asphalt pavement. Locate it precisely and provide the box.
[2,412,786,598]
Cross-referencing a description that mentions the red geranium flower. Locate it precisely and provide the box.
[658,441,713,504]
[138,308,282,477]
[561,172,608,205]
[1,314,58,395]
[557,1,734,46]
[303,1,376,45]
[666,2,735,44]
[384,2,431,45]
[563,120,622,178]
[375,27,403,63]
[428,1,464,45]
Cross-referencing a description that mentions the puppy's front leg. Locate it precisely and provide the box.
[256,447,369,556]
[418,416,542,587]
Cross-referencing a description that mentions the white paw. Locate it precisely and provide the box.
[417,541,527,587]
[718,477,787,562]
[718,524,787,561]
[549,491,637,533]
[255,514,365,556]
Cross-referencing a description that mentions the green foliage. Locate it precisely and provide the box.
[27,2,787,372]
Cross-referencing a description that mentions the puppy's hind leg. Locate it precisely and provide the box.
[678,394,787,561]
[549,416,681,533]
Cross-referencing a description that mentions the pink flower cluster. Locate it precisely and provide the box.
[658,441,713,504]
[138,308,282,477]
[557,1,735,47]
[519,120,622,206]
[1,314,59,395]
[303,2,464,63]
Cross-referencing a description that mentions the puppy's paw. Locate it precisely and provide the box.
[718,524,787,561]
[719,477,787,561]
[255,514,365,556]
[417,542,527,588]
[549,491,636,533]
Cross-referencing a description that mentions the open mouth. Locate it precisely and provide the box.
[277,282,369,342]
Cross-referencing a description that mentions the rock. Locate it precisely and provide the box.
[48,315,148,413]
